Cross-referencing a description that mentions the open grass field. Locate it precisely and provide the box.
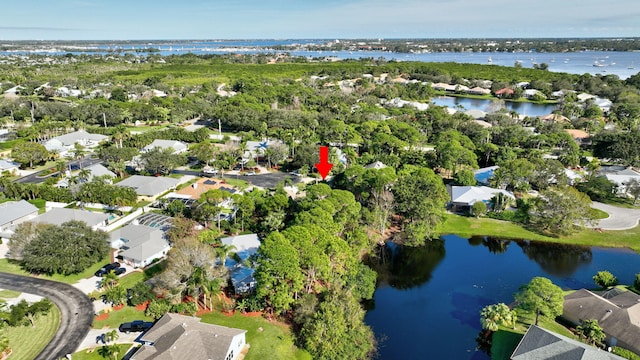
[440,214,640,253]
[0,253,112,284]
[5,304,61,360]
[92,306,154,330]
[199,312,311,360]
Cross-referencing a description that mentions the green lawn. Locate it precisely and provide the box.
[220,177,250,190]
[0,253,112,284]
[0,289,21,299]
[490,329,523,360]
[117,271,145,290]
[72,343,135,360]
[93,306,154,329]
[440,214,640,253]
[5,304,61,360]
[199,312,311,360]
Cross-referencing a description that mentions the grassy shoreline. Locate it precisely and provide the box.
[439,214,640,253]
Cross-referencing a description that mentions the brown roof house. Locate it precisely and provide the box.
[131,313,247,360]
[511,325,625,360]
[563,288,640,355]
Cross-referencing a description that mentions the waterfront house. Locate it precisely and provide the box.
[495,87,515,97]
[511,324,624,360]
[449,185,514,212]
[131,313,247,360]
[562,288,640,355]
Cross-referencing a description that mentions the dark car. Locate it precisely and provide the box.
[113,267,126,276]
[119,320,153,333]
[94,262,121,277]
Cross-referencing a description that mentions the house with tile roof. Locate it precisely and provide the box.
[511,325,624,360]
[131,313,247,360]
[562,288,640,355]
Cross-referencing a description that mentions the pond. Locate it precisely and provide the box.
[430,96,557,117]
[364,235,640,360]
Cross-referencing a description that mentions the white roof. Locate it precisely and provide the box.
[220,233,260,252]
[32,208,108,228]
[115,175,180,196]
[143,139,188,153]
[365,161,388,169]
[48,130,108,147]
[0,200,38,227]
[451,186,514,206]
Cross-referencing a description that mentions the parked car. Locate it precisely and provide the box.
[95,262,121,277]
[113,267,126,276]
[243,171,257,176]
[118,320,153,333]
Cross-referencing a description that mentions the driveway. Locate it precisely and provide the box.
[227,171,300,189]
[589,202,640,230]
[0,272,93,360]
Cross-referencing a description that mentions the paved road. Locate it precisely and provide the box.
[15,157,102,184]
[0,272,93,360]
[173,169,301,189]
[589,202,640,230]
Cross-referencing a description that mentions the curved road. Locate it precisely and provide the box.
[590,201,640,230]
[0,272,93,360]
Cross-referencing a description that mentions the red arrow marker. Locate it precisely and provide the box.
[314,146,333,180]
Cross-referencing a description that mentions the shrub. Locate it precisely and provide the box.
[593,271,618,289]
[634,273,640,292]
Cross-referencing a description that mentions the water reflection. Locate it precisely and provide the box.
[373,239,446,290]
[468,236,512,254]
[516,240,593,277]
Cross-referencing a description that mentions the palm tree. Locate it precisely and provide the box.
[480,303,517,332]
[77,168,91,183]
[72,143,86,169]
[55,160,67,179]
[104,329,119,343]
[100,270,120,290]
[575,319,606,346]
[98,344,119,360]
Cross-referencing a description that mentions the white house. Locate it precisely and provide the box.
[56,163,116,188]
[109,223,171,268]
[30,208,109,231]
[0,200,39,240]
[142,139,188,155]
[450,186,514,211]
[115,175,180,200]
[44,130,108,158]
[131,313,247,360]
[0,159,20,174]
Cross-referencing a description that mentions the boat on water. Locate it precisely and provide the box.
[487,57,492,64]
[593,60,605,67]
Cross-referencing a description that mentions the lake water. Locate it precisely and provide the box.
[364,235,640,359]
[431,96,557,117]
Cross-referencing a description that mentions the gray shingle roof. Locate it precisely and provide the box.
[132,313,246,360]
[111,224,169,263]
[0,200,39,227]
[51,130,108,146]
[115,175,180,197]
[32,208,108,228]
[511,325,625,360]
[143,139,188,153]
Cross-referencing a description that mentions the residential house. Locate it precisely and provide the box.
[540,113,570,123]
[474,120,493,128]
[142,139,188,155]
[0,159,20,174]
[523,89,545,100]
[511,324,625,360]
[31,208,109,231]
[565,129,590,145]
[131,313,247,360]
[220,233,261,294]
[0,200,39,240]
[384,98,429,111]
[244,139,286,162]
[563,288,640,355]
[495,87,515,98]
[467,86,491,95]
[109,223,171,268]
[449,185,514,212]
[44,130,109,158]
[165,178,238,203]
[56,163,116,188]
[115,175,180,201]
[594,98,613,114]
[464,109,487,120]
[599,166,640,194]
[577,93,597,102]
[364,161,388,170]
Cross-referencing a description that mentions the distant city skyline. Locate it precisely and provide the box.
[1,0,639,41]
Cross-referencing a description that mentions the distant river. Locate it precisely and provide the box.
[364,235,640,360]
[2,39,639,79]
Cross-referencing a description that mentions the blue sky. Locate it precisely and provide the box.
[1,0,639,40]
